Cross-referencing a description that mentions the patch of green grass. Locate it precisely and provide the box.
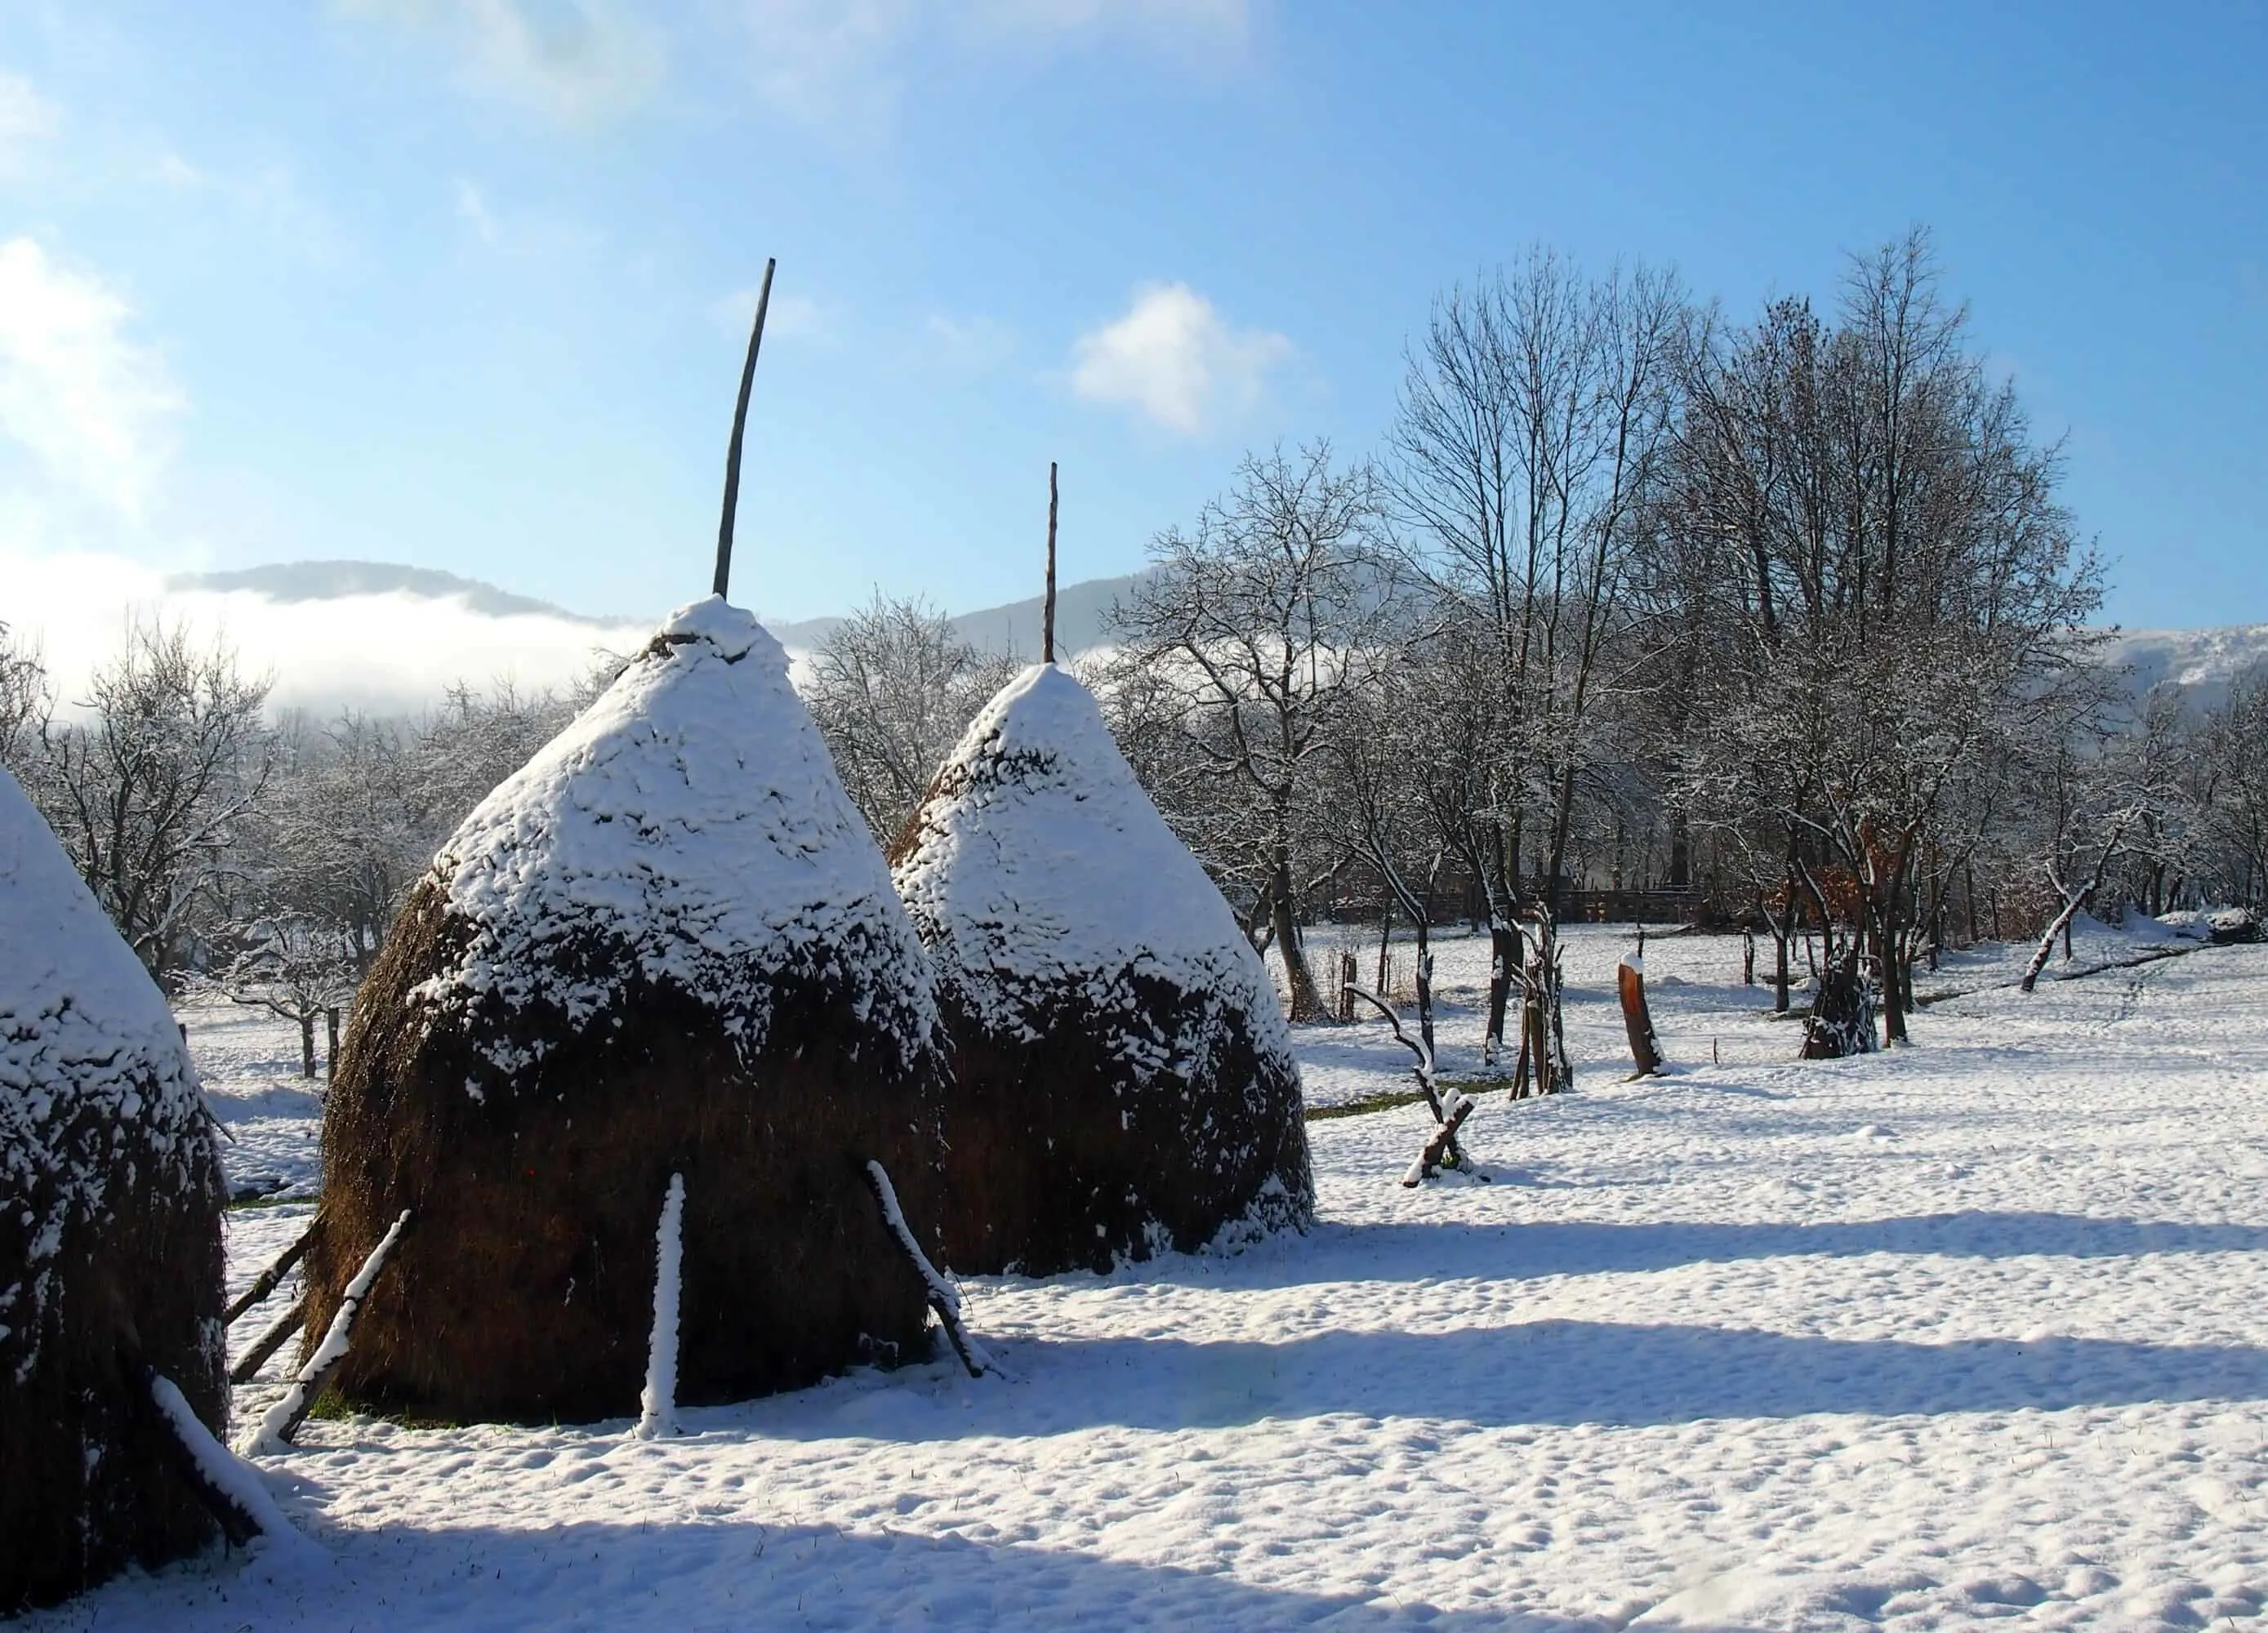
[305,1392,465,1431]
[1305,1089,1428,1121]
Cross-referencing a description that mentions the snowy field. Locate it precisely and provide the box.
[29,928,2268,1631]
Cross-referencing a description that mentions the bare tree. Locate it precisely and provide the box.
[0,621,50,778]
[192,914,362,1077]
[802,592,1019,843]
[1388,251,1686,1052]
[1113,443,1400,1021]
[1650,230,2104,1048]
[38,619,277,983]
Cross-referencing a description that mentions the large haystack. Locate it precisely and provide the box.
[309,598,947,1424]
[892,662,1312,1275]
[1,768,227,1610]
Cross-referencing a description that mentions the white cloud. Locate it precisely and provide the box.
[1069,282,1290,435]
[0,238,183,520]
[0,70,58,174]
[341,0,666,126]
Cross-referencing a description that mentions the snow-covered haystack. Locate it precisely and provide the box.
[1,768,227,1610]
[892,662,1312,1275]
[310,598,947,1423]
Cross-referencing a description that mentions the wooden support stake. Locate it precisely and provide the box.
[230,1296,308,1385]
[712,256,777,600]
[862,1159,994,1379]
[1042,461,1058,663]
[225,1214,323,1325]
[247,1209,408,1453]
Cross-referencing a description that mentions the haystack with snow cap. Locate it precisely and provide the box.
[892,662,1312,1275]
[1,768,227,1610]
[310,596,947,1423]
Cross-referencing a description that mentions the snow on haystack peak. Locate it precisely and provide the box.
[413,595,937,1084]
[0,767,216,1375]
[893,661,1291,1066]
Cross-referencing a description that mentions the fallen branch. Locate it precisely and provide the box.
[225,1214,323,1325]
[862,1160,995,1378]
[244,1209,408,1453]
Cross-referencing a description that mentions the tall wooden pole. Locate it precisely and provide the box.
[1042,461,1058,664]
[712,257,777,600]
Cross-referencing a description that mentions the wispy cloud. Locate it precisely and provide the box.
[1070,281,1290,434]
[0,69,59,175]
[0,238,184,520]
[711,283,836,343]
[451,176,600,256]
[339,0,666,127]
[924,311,1017,372]
[733,0,1252,137]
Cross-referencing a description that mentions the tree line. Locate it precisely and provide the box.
[2,229,2261,1061]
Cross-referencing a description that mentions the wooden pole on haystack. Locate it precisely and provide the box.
[712,256,778,600]
[1043,461,1059,664]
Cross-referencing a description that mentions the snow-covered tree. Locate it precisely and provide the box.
[802,593,1018,844]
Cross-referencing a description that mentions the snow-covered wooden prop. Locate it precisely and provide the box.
[248,1209,407,1453]
[309,598,948,1422]
[892,662,1313,1275]
[146,1372,320,1564]
[862,1160,995,1377]
[634,1175,685,1439]
[0,767,229,1610]
[1342,985,1474,1185]
[1617,931,1665,1079]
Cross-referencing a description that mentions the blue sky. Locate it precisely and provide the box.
[1,0,2262,630]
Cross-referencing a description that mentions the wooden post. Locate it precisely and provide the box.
[1617,952,1664,1078]
[325,1007,341,1083]
[712,256,777,600]
[1043,461,1058,663]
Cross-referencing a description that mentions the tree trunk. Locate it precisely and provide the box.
[1483,914,1517,1065]
[299,1012,316,1079]
[1272,861,1325,1021]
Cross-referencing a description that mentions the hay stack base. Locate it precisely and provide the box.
[1,768,226,1611]
[310,599,947,1425]
[893,664,1312,1276]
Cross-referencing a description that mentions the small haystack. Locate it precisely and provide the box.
[309,597,947,1423]
[2,768,227,1609]
[892,662,1313,1274]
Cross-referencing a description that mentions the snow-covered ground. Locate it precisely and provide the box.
[32,930,2268,1631]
